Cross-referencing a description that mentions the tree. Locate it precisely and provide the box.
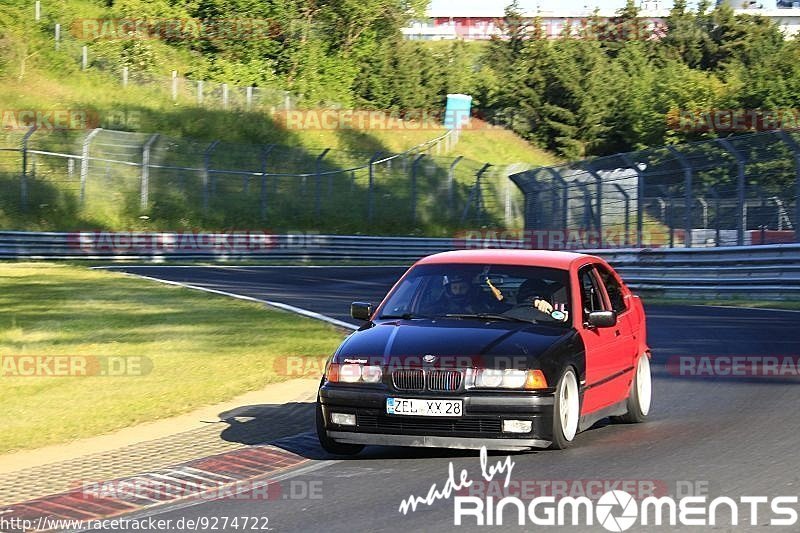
[534,40,615,158]
[658,0,707,68]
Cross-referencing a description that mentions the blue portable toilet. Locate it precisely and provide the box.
[444,93,472,130]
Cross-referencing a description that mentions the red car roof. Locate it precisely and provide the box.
[415,249,600,270]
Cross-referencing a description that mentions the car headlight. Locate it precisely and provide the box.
[470,369,548,390]
[361,365,383,383]
[326,363,383,384]
[339,363,362,383]
[476,368,505,388]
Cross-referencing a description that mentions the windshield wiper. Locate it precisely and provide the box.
[443,313,533,324]
[379,312,432,320]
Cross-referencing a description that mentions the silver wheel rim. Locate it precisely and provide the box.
[559,370,579,441]
[636,355,652,416]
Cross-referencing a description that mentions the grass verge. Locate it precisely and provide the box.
[0,262,344,453]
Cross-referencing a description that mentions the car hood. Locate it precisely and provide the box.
[334,318,576,368]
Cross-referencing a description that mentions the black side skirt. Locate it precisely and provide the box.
[578,398,628,432]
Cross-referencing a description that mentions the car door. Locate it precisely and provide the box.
[594,263,639,401]
[577,264,634,414]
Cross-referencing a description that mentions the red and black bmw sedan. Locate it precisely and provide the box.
[316,249,652,454]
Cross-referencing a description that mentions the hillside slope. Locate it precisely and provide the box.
[0,0,557,234]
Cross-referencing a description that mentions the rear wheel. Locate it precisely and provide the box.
[315,398,364,456]
[614,354,652,424]
[549,367,580,449]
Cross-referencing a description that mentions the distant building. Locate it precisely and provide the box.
[401,4,800,40]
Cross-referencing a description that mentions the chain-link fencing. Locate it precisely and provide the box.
[0,127,521,235]
[511,131,800,248]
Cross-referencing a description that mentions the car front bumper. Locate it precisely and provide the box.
[319,384,556,451]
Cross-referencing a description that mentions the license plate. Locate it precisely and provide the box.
[386,398,462,417]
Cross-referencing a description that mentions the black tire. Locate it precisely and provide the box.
[315,399,364,456]
[549,367,580,450]
[613,354,652,424]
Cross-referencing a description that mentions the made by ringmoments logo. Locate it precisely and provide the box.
[397,447,799,530]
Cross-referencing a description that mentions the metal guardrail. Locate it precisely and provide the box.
[2,232,799,300]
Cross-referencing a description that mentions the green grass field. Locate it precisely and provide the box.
[0,263,344,453]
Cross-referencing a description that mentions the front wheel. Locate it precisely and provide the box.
[549,367,580,450]
[315,399,364,456]
[614,354,652,424]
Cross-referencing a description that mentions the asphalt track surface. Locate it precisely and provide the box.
[99,265,800,532]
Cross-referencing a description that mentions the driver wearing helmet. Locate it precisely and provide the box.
[432,274,478,314]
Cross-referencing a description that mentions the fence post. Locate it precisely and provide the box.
[776,131,800,243]
[140,134,159,210]
[222,84,229,109]
[613,183,631,246]
[657,186,675,248]
[545,168,570,230]
[707,187,721,246]
[35,1,40,21]
[697,196,709,229]
[80,128,101,206]
[575,181,593,231]
[462,163,491,224]
[314,148,330,220]
[122,66,128,87]
[448,156,463,211]
[202,140,219,214]
[197,80,204,105]
[246,87,253,110]
[505,177,513,227]
[620,154,644,248]
[411,154,425,225]
[367,152,383,224]
[54,24,60,50]
[171,71,178,101]
[20,126,37,212]
[81,46,88,70]
[259,144,275,221]
[667,146,694,248]
[508,170,538,232]
[715,138,746,246]
[584,163,604,248]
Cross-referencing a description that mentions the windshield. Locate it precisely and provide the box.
[379,263,572,326]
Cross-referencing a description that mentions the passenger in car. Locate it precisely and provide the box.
[516,278,568,316]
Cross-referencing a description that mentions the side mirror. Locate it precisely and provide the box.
[587,310,617,328]
[351,302,374,321]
